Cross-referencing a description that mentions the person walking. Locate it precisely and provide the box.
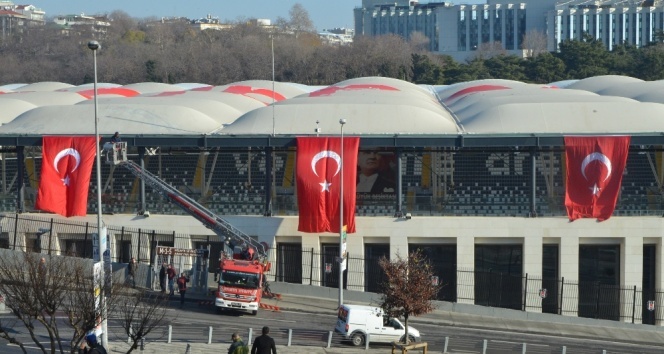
[176,272,190,308]
[251,326,276,354]
[228,332,248,354]
[159,262,167,293]
[167,264,177,296]
[127,257,137,288]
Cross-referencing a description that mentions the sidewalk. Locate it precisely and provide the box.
[108,341,444,354]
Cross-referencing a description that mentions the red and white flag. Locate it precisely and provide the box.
[296,137,360,233]
[564,136,630,221]
[36,136,98,217]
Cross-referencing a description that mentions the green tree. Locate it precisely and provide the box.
[633,45,664,80]
[556,35,609,78]
[145,60,161,82]
[524,52,567,83]
[411,53,444,84]
[484,54,527,81]
[607,43,639,76]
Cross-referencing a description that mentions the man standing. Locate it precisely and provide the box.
[251,326,276,354]
[176,272,189,308]
[159,262,167,293]
[110,132,121,143]
[127,257,137,288]
[167,264,177,296]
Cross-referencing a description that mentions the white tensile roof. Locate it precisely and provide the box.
[0,75,663,137]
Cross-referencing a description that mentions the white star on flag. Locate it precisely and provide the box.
[589,183,600,195]
[61,175,71,186]
[319,180,331,192]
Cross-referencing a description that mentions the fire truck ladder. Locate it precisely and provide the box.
[104,142,268,261]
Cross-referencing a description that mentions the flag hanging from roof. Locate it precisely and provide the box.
[36,136,98,217]
[564,136,630,221]
[296,137,359,233]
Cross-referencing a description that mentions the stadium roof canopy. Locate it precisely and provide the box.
[1,75,664,147]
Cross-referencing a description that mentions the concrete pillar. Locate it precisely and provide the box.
[622,235,643,323]
[560,235,579,316]
[523,234,543,313]
[301,236,320,285]
[457,235,474,304]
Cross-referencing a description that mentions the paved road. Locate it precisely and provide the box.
[4,288,664,354]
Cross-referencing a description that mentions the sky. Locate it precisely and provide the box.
[40,0,486,32]
[41,0,359,31]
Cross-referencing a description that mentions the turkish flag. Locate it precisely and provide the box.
[296,137,359,233]
[36,136,98,217]
[564,136,630,221]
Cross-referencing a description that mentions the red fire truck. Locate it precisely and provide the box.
[215,252,271,315]
[106,142,273,314]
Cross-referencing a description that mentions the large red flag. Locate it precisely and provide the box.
[36,136,98,217]
[564,136,630,221]
[296,137,359,233]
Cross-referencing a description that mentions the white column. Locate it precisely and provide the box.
[523,234,543,313]
[457,235,474,304]
[301,236,320,285]
[657,238,664,326]
[560,235,579,316]
[623,235,643,324]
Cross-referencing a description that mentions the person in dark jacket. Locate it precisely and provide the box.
[78,331,107,354]
[159,262,167,293]
[251,326,276,354]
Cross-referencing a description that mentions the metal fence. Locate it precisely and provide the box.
[272,250,664,325]
[3,213,664,325]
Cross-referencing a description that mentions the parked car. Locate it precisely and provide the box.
[334,304,421,346]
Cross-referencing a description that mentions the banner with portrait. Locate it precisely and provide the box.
[356,148,396,201]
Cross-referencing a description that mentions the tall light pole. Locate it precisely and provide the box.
[338,118,346,308]
[87,40,108,350]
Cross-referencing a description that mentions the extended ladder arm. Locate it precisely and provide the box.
[104,142,268,260]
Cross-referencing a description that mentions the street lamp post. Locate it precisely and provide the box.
[338,118,346,308]
[87,40,108,350]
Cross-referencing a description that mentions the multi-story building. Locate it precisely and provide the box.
[356,0,664,60]
[0,1,44,38]
[355,0,556,61]
[547,0,664,52]
[52,13,110,37]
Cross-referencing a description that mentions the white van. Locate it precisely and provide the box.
[334,304,421,346]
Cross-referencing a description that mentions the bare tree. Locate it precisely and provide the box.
[474,41,507,60]
[0,252,98,354]
[0,250,171,354]
[378,250,441,345]
[521,29,548,58]
[290,3,315,34]
[408,31,431,53]
[279,3,316,38]
[115,291,169,354]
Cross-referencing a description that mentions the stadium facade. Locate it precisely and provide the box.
[1,76,664,324]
